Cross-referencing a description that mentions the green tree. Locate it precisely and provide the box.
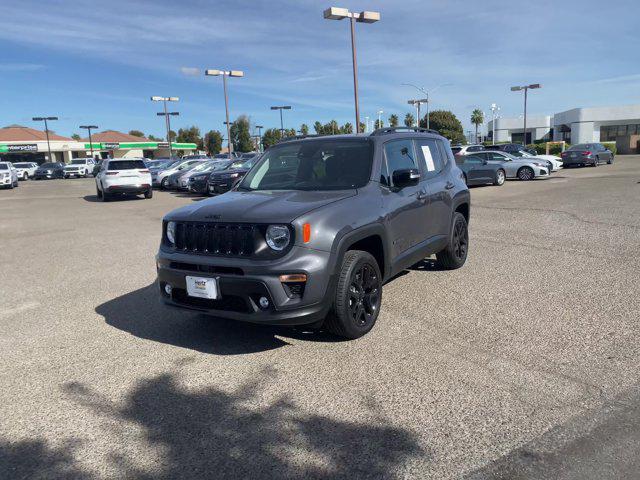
[176,126,203,149]
[285,128,296,137]
[404,113,415,127]
[71,133,81,141]
[262,128,282,148]
[204,130,223,154]
[148,134,162,141]
[169,130,177,141]
[359,122,366,133]
[128,130,145,137]
[300,124,309,135]
[326,120,339,135]
[341,122,353,134]
[230,115,253,152]
[421,110,465,144]
[374,119,383,130]
[388,114,399,127]
[313,121,324,135]
[470,109,484,143]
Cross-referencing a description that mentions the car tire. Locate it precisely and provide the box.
[607,155,614,164]
[324,250,382,339]
[160,178,169,190]
[144,188,153,199]
[517,166,534,181]
[493,169,506,186]
[592,156,599,167]
[99,184,109,202]
[435,212,469,270]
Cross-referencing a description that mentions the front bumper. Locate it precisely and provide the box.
[156,246,334,326]
[207,180,233,194]
[34,172,56,179]
[188,180,208,194]
[0,177,12,185]
[106,183,151,194]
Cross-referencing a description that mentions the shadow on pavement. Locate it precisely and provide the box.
[0,438,91,479]
[82,195,145,203]
[96,283,342,355]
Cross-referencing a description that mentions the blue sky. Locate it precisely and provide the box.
[0,0,639,139]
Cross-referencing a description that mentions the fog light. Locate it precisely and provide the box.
[164,284,172,295]
[259,297,269,309]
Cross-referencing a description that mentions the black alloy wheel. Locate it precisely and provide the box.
[347,263,381,328]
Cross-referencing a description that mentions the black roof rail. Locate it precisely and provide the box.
[369,126,440,136]
[276,134,325,144]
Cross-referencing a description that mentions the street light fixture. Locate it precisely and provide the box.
[151,96,179,159]
[323,6,380,133]
[407,99,428,128]
[510,84,541,145]
[270,106,291,137]
[79,125,98,159]
[377,110,384,129]
[255,125,264,151]
[205,69,244,159]
[32,116,58,162]
[402,83,451,129]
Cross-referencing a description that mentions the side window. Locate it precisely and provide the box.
[437,140,454,166]
[383,139,417,186]
[490,152,505,161]
[465,157,483,165]
[415,138,444,179]
[380,155,390,186]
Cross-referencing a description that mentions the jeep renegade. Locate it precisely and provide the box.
[157,127,470,339]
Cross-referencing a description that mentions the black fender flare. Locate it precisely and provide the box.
[329,222,390,279]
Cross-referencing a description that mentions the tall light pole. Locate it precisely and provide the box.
[402,83,451,129]
[79,125,98,159]
[377,110,384,129]
[151,96,179,158]
[511,84,541,145]
[490,104,500,145]
[407,99,428,128]
[255,125,263,151]
[270,106,291,138]
[364,116,370,133]
[32,116,58,162]
[205,69,244,159]
[323,7,380,134]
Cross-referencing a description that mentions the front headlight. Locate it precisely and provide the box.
[166,221,176,245]
[265,225,290,251]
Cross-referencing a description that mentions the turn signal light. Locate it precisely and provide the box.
[279,274,307,283]
[303,223,311,243]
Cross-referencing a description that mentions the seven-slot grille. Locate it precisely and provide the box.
[173,222,256,256]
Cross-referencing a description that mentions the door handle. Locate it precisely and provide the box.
[445,182,455,190]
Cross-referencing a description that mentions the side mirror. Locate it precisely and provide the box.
[392,168,420,188]
[482,159,488,165]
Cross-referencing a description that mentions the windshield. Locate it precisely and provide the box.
[189,162,215,173]
[13,163,31,168]
[240,139,373,191]
[0,164,8,170]
[40,163,57,168]
[71,159,87,164]
[568,144,593,151]
[107,160,146,170]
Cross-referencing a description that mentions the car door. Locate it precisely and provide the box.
[414,137,451,238]
[380,138,428,259]
[462,156,484,183]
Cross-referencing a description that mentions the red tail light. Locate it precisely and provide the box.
[105,172,118,175]
[561,152,567,157]
[582,151,591,156]
[139,169,150,173]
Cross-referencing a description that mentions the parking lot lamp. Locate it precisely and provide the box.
[79,125,98,159]
[270,106,291,138]
[323,7,380,134]
[407,99,427,128]
[205,69,244,159]
[32,116,58,162]
[377,110,383,128]
[151,96,179,158]
[255,125,264,151]
[402,83,451,129]
[510,84,541,145]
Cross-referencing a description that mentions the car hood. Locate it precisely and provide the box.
[165,189,357,224]
[64,164,85,168]
[210,168,249,177]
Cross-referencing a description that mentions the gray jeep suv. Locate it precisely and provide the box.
[156,127,470,338]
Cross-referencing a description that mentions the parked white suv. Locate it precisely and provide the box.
[0,162,19,189]
[12,162,38,180]
[94,159,152,201]
[64,158,96,178]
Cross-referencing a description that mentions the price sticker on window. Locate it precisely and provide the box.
[421,145,436,172]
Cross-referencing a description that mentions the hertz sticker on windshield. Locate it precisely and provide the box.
[421,146,436,172]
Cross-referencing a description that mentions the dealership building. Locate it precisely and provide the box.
[487,104,640,153]
[0,125,197,164]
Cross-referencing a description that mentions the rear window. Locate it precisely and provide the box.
[107,160,146,170]
[71,159,87,165]
[14,163,31,167]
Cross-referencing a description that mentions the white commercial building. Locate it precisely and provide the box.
[487,104,640,153]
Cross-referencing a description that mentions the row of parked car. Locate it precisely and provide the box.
[451,142,615,186]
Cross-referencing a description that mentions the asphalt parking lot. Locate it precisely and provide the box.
[1,158,639,479]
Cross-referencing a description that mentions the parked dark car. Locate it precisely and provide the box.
[188,160,234,194]
[484,143,528,154]
[34,162,65,179]
[560,143,614,167]
[157,127,470,339]
[456,155,506,186]
[206,158,257,195]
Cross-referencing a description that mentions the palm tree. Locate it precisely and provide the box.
[471,109,484,143]
[404,113,415,128]
[388,114,399,127]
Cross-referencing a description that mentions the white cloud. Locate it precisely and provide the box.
[180,67,200,77]
[0,63,45,72]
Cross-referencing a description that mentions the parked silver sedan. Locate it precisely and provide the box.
[466,150,550,180]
